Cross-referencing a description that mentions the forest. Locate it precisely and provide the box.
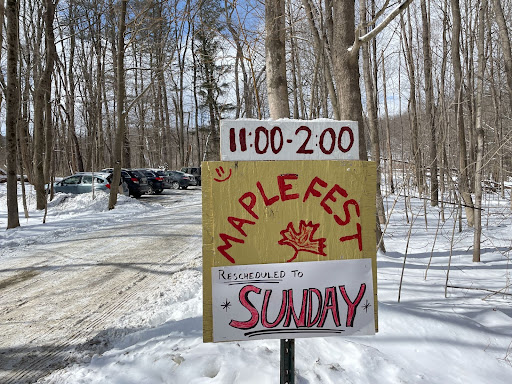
[1,0,512,258]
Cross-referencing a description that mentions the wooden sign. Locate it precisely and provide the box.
[211,259,375,342]
[220,119,359,161]
[202,160,377,342]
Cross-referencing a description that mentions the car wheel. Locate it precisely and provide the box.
[147,185,154,195]
[154,189,163,194]
[171,181,179,189]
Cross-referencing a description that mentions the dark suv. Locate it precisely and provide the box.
[166,170,197,189]
[101,168,150,198]
[181,166,201,186]
[152,169,173,190]
[135,169,164,194]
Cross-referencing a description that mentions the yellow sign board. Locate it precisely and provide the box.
[202,160,377,342]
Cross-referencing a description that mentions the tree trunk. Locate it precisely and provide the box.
[491,0,512,114]
[108,0,127,210]
[401,10,423,195]
[473,0,487,262]
[381,52,394,194]
[420,0,438,206]
[360,0,386,226]
[6,0,20,229]
[302,0,340,119]
[67,2,84,173]
[331,0,367,159]
[266,0,290,119]
[451,0,474,226]
[33,0,57,210]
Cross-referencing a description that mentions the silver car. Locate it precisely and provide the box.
[53,172,115,194]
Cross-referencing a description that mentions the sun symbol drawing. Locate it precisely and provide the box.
[278,220,327,262]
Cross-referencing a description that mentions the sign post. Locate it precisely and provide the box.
[202,119,377,382]
[280,339,294,384]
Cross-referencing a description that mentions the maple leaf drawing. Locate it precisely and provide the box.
[278,220,327,262]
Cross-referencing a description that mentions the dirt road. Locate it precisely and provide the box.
[0,192,202,383]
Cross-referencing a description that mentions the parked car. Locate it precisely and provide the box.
[181,166,201,186]
[134,169,164,194]
[166,170,197,189]
[0,167,28,183]
[52,172,115,194]
[151,169,173,190]
[101,168,150,198]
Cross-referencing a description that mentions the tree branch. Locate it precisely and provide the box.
[125,81,154,115]
[353,0,414,53]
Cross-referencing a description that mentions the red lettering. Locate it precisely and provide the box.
[317,286,341,327]
[283,289,308,327]
[307,288,323,327]
[339,223,363,251]
[227,216,255,237]
[320,184,348,215]
[239,192,259,220]
[339,283,367,327]
[261,289,287,328]
[303,176,328,203]
[229,285,261,329]
[333,199,361,226]
[217,233,245,263]
[256,181,279,206]
[277,174,299,201]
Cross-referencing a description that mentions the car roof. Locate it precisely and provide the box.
[72,172,111,177]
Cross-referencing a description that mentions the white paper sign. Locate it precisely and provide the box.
[211,259,375,342]
[220,119,359,161]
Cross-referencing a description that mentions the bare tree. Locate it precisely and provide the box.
[400,8,423,195]
[32,0,58,210]
[331,0,413,160]
[5,0,20,229]
[266,0,289,119]
[360,0,386,227]
[301,0,340,119]
[108,0,128,210]
[381,52,394,194]
[491,0,512,115]
[420,0,438,206]
[473,0,488,262]
[451,0,475,226]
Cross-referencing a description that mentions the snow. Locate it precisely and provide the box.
[0,184,160,250]
[1,182,512,383]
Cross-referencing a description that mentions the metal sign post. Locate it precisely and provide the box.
[280,339,295,384]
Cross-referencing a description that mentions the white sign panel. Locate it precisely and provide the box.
[220,119,359,161]
[211,259,374,342]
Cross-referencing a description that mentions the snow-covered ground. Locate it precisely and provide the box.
[1,182,511,383]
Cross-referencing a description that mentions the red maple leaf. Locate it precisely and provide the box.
[278,220,327,262]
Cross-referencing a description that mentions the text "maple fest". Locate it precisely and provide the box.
[217,174,363,263]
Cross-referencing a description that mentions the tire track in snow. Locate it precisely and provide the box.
[0,194,202,384]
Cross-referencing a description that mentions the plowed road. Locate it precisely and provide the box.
[0,191,202,383]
